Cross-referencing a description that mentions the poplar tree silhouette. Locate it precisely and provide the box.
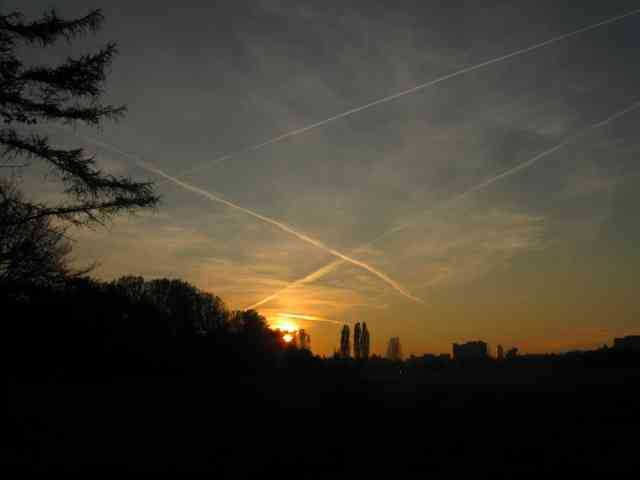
[0,8,158,226]
[361,322,370,360]
[353,322,362,360]
[340,324,350,358]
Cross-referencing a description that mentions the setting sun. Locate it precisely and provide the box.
[272,318,298,333]
[271,316,298,343]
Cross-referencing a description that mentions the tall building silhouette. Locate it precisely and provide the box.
[386,337,402,361]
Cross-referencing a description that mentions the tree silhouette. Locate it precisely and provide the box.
[361,322,370,360]
[0,178,88,287]
[340,324,350,358]
[0,8,157,226]
[298,329,311,351]
[196,291,227,334]
[107,276,229,337]
[112,275,148,303]
[239,309,269,335]
[354,322,362,360]
[145,278,229,336]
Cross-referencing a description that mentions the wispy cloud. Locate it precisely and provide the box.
[271,312,346,326]
[17,1,640,356]
[402,209,547,289]
[247,99,640,308]
[170,7,640,179]
[64,131,423,304]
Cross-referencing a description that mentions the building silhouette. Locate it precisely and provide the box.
[406,353,451,368]
[386,337,402,361]
[505,347,518,359]
[452,340,488,360]
[613,335,640,351]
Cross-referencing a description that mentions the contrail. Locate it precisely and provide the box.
[246,260,342,309]
[271,312,346,326]
[170,8,640,181]
[65,131,423,304]
[247,99,640,309]
[141,161,424,304]
[247,259,344,309]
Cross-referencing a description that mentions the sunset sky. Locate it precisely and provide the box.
[12,0,640,356]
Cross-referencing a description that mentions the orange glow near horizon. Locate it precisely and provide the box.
[270,314,299,333]
[273,322,297,332]
[271,315,298,344]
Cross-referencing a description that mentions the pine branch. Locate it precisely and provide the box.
[0,9,104,46]
[0,130,159,218]
[0,92,125,125]
[19,43,119,99]
[0,8,158,227]
[6,196,159,227]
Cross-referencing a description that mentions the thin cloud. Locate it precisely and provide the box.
[250,100,640,307]
[169,8,640,180]
[273,312,346,326]
[65,131,423,304]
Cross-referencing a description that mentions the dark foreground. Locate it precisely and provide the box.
[2,281,638,474]
[4,361,640,475]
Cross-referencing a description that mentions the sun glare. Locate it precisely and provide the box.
[282,333,294,343]
[273,320,298,333]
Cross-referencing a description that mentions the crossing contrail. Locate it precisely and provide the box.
[170,8,640,182]
[247,260,343,309]
[66,131,423,304]
[247,99,640,310]
[61,6,640,308]
[140,161,424,304]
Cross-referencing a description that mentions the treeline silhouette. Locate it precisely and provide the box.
[2,275,320,381]
[4,274,640,474]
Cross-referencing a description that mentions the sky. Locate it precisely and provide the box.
[7,0,640,356]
